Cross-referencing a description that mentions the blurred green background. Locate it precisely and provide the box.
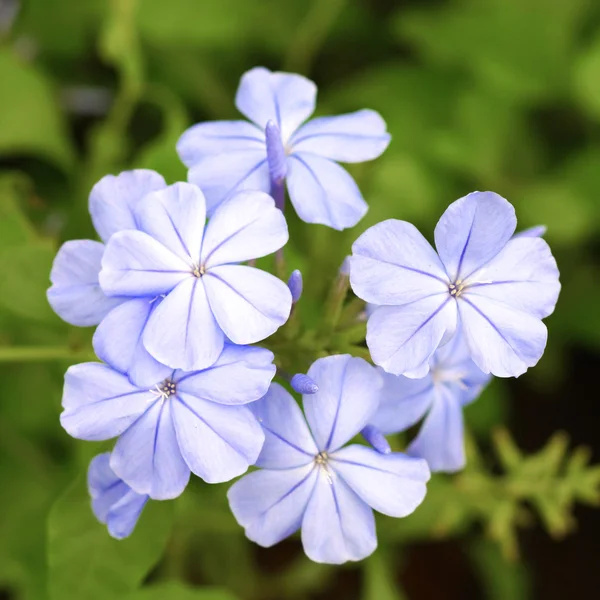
[1,0,600,599]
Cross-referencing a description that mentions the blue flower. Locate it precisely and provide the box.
[88,453,149,539]
[227,355,430,565]
[350,191,561,378]
[177,67,391,230]
[370,329,491,472]
[99,182,292,371]
[61,344,275,498]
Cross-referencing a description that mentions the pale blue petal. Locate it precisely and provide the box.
[513,225,546,239]
[331,445,429,516]
[201,190,288,267]
[290,110,390,162]
[301,471,376,564]
[106,490,149,539]
[89,170,166,243]
[304,355,383,452]
[287,153,367,230]
[172,393,264,483]
[203,265,291,345]
[177,120,264,167]
[88,453,131,523]
[188,150,269,214]
[249,383,318,469]
[176,345,275,405]
[235,67,316,141]
[408,387,466,473]
[92,298,172,388]
[350,220,449,305]
[47,240,124,326]
[227,465,317,547]
[434,191,516,282]
[135,182,206,265]
[60,363,154,441]
[110,399,190,499]
[458,295,548,377]
[100,230,190,297]
[366,297,458,377]
[143,278,224,371]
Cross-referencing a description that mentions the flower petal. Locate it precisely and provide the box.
[434,191,516,282]
[88,453,131,523]
[235,67,316,141]
[407,387,466,472]
[172,393,264,483]
[60,363,154,441]
[513,225,546,239]
[100,230,190,297]
[366,297,458,377]
[143,278,224,371]
[201,190,288,267]
[92,298,172,388]
[203,265,291,345]
[227,464,317,547]
[89,170,166,243]
[48,240,125,327]
[188,150,269,214]
[464,237,560,319]
[177,120,264,167]
[177,345,275,406]
[304,355,383,452]
[250,383,318,469]
[106,489,149,540]
[135,182,206,265]
[350,220,449,305]
[301,471,376,564]
[290,110,390,162]
[287,153,367,230]
[331,445,429,516]
[110,399,190,499]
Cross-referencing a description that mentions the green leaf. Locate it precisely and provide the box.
[125,582,238,600]
[48,476,173,600]
[363,552,407,600]
[0,174,37,250]
[573,30,600,120]
[0,49,75,170]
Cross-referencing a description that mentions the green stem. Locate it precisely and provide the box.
[0,346,96,363]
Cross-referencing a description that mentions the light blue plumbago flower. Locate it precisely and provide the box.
[287,269,303,303]
[177,67,391,230]
[61,344,275,498]
[227,355,430,565]
[99,182,292,371]
[350,192,561,378]
[369,329,491,472]
[88,453,149,539]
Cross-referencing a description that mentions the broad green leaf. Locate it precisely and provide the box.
[125,582,238,600]
[0,174,37,249]
[363,552,407,600]
[48,476,173,600]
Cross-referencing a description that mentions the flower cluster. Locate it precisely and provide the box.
[48,67,560,564]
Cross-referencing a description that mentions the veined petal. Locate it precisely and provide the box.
[287,153,367,230]
[89,170,166,243]
[331,445,429,516]
[135,182,206,265]
[100,230,190,297]
[250,383,318,469]
[47,240,124,326]
[106,489,149,540]
[227,464,317,547]
[177,120,264,167]
[201,190,288,267]
[463,237,560,319]
[110,399,190,499]
[203,265,291,345]
[173,393,264,483]
[60,363,154,441]
[143,278,225,371]
[301,471,376,564]
[513,225,546,239]
[92,298,172,388]
[290,110,390,162]
[88,453,132,523]
[350,220,449,305]
[176,345,275,406]
[366,297,458,377]
[434,191,516,282]
[304,355,383,452]
[188,150,269,214]
[235,67,316,141]
[458,295,548,377]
